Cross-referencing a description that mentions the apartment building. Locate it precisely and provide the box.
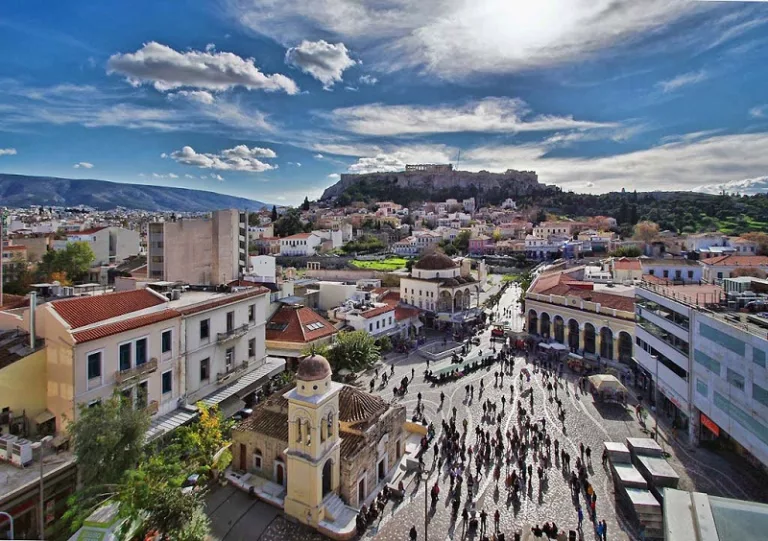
[640,258,703,283]
[700,255,768,284]
[332,302,397,337]
[169,285,272,406]
[148,209,248,284]
[33,288,183,431]
[66,226,141,265]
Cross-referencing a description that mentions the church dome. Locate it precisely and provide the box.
[414,252,456,271]
[297,354,332,382]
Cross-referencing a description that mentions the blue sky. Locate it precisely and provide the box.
[2,0,768,205]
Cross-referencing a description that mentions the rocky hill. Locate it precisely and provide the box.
[320,167,550,205]
[0,173,268,211]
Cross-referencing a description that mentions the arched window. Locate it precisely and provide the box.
[296,418,303,443]
[327,412,334,437]
[253,449,263,471]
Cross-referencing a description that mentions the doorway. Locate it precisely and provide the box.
[239,443,247,471]
[357,477,366,506]
[378,458,386,481]
[275,462,285,486]
[322,459,333,496]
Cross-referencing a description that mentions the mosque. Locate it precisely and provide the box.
[231,353,407,539]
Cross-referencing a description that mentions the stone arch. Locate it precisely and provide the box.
[584,323,596,355]
[322,458,333,496]
[553,316,565,344]
[528,309,538,335]
[618,331,633,364]
[568,319,580,350]
[439,290,453,312]
[600,327,614,360]
[540,312,551,338]
[454,289,464,311]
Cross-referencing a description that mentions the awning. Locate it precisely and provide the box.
[201,357,286,407]
[34,410,56,425]
[146,406,199,442]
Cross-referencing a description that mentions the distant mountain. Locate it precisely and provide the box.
[0,174,269,212]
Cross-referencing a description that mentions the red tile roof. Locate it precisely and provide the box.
[281,233,313,240]
[703,255,768,267]
[530,268,634,312]
[394,305,420,321]
[3,245,27,251]
[360,304,395,319]
[177,287,269,316]
[0,294,27,311]
[613,257,641,271]
[266,305,337,343]
[72,309,180,343]
[51,289,167,329]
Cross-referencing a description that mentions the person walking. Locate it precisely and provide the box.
[577,506,584,530]
[601,520,608,541]
[410,525,418,540]
[602,447,609,467]
[480,509,488,535]
[494,509,501,532]
[597,521,604,540]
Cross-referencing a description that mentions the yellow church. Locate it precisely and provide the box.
[230,353,407,539]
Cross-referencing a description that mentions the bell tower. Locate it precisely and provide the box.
[283,354,342,526]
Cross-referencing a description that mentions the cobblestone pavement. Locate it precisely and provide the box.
[357,283,768,541]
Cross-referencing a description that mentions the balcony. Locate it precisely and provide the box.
[217,360,249,383]
[217,323,250,344]
[115,357,158,384]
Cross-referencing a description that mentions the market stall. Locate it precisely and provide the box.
[588,374,628,403]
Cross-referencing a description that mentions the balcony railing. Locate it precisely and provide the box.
[115,357,158,384]
[217,323,250,344]
[217,360,249,383]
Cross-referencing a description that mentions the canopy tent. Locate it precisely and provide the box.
[588,374,628,394]
[538,342,567,351]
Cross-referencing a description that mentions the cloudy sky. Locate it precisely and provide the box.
[2,0,768,205]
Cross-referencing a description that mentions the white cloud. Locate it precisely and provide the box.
[205,43,216,52]
[212,173,225,181]
[328,173,340,180]
[656,70,708,93]
[314,153,324,159]
[231,0,696,78]
[184,173,195,179]
[160,153,168,158]
[169,144,277,173]
[459,131,768,193]
[167,90,216,105]
[693,176,768,196]
[359,74,378,85]
[285,40,357,89]
[73,162,94,169]
[108,42,298,94]
[346,144,454,174]
[151,172,179,179]
[0,148,17,156]
[328,97,616,136]
[138,173,146,177]
[750,105,767,118]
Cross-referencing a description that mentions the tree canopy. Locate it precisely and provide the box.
[326,330,380,371]
[38,241,96,282]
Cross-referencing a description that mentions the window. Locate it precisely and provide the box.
[688,270,694,279]
[253,451,263,471]
[226,311,235,332]
[376,321,380,329]
[369,323,373,332]
[248,304,255,323]
[663,270,669,278]
[225,347,234,371]
[200,319,210,340]
[248,338,256,358]
[717,272,723,280]
[87,351,102,381]
[699,322,745,356]
[754,348,766,369]
[694,349,721,375]
[200,358,210,382]
[696,379,708,397]
[119,343,132,371]
[675,270,682,279]
[753,383,768,408]
[135,338,147,365]
[161,330,172,354]
[162,370,172,395]
[727,368,745,391]
[649,269,655,276]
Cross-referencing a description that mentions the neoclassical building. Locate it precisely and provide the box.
[231,354,406,539]
[400,252,484,327]
[525,267,635,363]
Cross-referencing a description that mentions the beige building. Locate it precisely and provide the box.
[0,328,49,436]
[148,209,248,284]
[28,288,182,432]
[66,226,141,265]
[525,267,635,363]
[6,234,52,263]
[231,354,406,539]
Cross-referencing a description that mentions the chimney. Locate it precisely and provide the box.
[29,291,37,349]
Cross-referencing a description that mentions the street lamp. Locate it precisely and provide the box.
[0,511,14,540]
[31,436,53,540]
[421,468,430,540]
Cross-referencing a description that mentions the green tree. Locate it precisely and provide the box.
[271,205,278,222]
[302,197,310,211]
[327,330,380,371]
[38,241,96,282]
[610,246,642,258]
[274,208,305,237]
[248,212,260,226]
[454,230,471,253]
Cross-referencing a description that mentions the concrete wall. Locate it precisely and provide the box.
[0,347,48,426]
[10,236,51,263]
[318,282,357,312]
[112,228,141,262]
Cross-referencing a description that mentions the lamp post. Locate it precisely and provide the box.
[0,511,14,540]
[421,468,430,540]
[31,435,53,540]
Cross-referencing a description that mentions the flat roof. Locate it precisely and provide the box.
[0,449,75,504]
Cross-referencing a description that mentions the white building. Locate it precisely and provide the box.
[501,198,517,210]
[640,258,703,283]
[700,255,768,284]
[332,302,397,337]
[248,255,277,283]
[280,233,322,256]
[66,226,141,265]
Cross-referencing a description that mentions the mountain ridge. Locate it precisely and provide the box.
[0,173,269,211]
